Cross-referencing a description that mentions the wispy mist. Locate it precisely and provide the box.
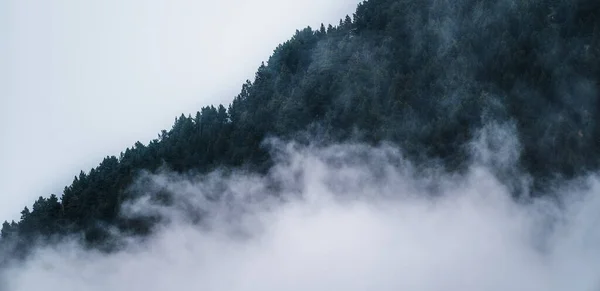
[3,125,599,291]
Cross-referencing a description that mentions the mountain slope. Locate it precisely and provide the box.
[2,0,600,258]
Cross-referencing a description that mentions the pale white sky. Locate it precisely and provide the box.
[0,0,360,221]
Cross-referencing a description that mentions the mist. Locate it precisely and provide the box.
[3,0,600,289]
[2,125,600,291]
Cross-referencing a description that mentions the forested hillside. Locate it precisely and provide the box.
[2,0,600,259]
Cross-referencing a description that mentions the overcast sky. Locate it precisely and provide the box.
[0,0,360,221]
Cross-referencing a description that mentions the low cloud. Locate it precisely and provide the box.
[2,127,600,291]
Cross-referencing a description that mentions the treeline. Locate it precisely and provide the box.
[2,0,600,257]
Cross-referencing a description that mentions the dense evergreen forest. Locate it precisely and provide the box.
[2,0,600,260]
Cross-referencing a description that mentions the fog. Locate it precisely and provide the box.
[3,1,600,290]
[2,125,599,291]
[0,0,359,221]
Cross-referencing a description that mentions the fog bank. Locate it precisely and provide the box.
[2,128,600,291]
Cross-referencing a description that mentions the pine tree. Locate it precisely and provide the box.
[344,14,352,27]
[1,221,13,239]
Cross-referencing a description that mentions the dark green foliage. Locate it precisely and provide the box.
[1,221,17,240]
[3,0,600,256]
